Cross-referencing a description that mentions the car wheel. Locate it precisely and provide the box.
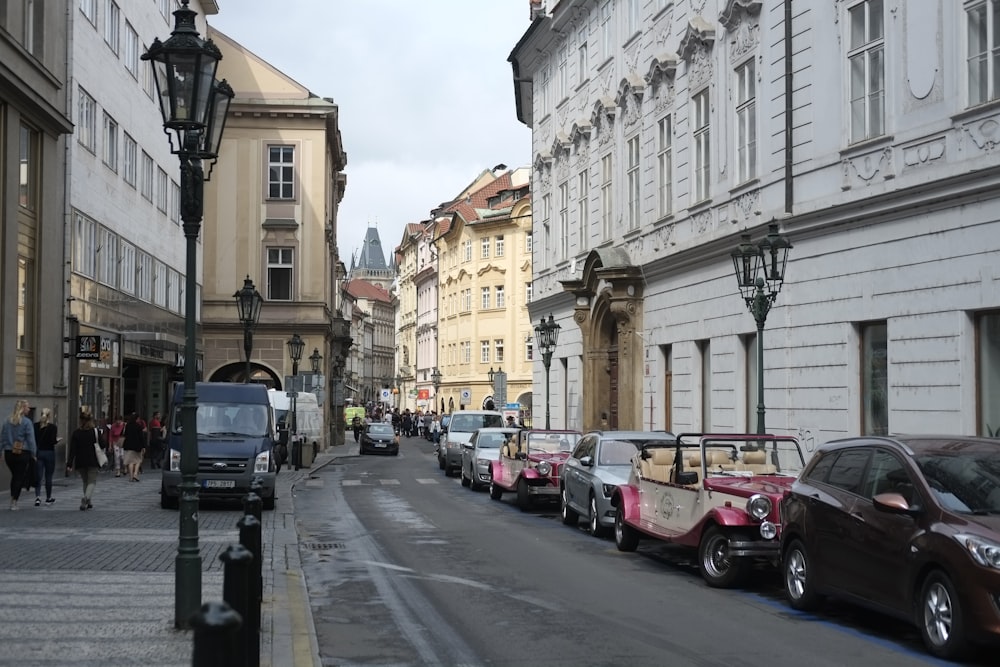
[614,506,639,552]
[588,494,606,537]
[489,479,503,500]
[461,466,471,487]
[560,487,579,526]
[698,526,749,588]
[516,478,530,511]
[919,570,970,660]
[783,539,822,610]
[438,455,445,470]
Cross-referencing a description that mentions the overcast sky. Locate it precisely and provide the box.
[210,1,533,268]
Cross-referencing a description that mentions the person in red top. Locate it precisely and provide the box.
[148,411,164,470]
[108,415,125,477]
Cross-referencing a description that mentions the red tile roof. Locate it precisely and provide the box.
[344,279,392,303]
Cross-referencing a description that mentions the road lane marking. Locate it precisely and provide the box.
[342,480,363,486]
[415,479,438,484]
[379,479,400,485]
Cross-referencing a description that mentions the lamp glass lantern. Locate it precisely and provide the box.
[234,276,263,384]
[431,367,442,391]
[487,367,496,384]
[309,348,323,374]
[287,333,305,375]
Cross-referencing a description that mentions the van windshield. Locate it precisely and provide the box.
[172,402,270,437]
[449,414,504,433]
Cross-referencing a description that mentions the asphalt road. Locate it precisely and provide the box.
[294,436,990,667]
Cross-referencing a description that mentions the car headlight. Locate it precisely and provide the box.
[254,451,270,473]
[602,483,616,498]
[537,461,552,476]
[746,494,772,521]
[476,458,491,468]
[955,534,1000,569]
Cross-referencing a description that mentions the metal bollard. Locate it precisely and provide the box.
[191,600,241,667]
[245,478,263,522]
[237,514,263,667]
[220,544,254,667]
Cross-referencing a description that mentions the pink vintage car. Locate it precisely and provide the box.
[489,429,582,510]
[612,433,804,588]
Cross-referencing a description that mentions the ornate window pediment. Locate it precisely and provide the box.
[568,118,592,143]
[678,16,717,61]
[550,131,572,158]
[532,151,553,172]
[719,0,762,31]
[590,96,617,127]
[645,52,679,87]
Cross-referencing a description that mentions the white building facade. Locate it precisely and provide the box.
[511,0,1000,446]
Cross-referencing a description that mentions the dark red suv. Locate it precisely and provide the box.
[780,435,1000,660]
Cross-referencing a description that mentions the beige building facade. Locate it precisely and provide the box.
[201,27,349,449]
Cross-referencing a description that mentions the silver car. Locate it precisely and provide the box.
[560,431,675,537]
[461,427,519,491]
[439,410,504,476]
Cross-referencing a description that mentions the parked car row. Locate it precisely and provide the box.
[430,420,1000,661]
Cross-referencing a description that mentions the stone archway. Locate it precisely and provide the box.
[562,247,645,432]
[209,362,281,388]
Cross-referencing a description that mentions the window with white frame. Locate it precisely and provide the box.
[19,124,37,211]
[136,251,152,302]
[141,151,154,201]
[158,0,170,21]
[462,288,472,311]
[967,0,1000,106]
[142,45,155,99]
[268,146,295,199]
[601,153,613,239]
[626,135,640,230]
[74,214,97,278]
[461,341,471,363]
[848,0,885,143]
[542,193,552,224]
[480,340,490,363]
[78,88,97,152]
[525,282,533,304]
[98,227,117,287]
[481,237,490,259]
[170,180,180,224]
[657,116,672,217]
[977,311,1000,435]
[481,286,490,310]
[526,231,533,254]
[558,181,569,259]
[24,0,41,57]
[168,268,180,312]
[625,0,640,38]
[692,89,711,202]
[861,321,888,435]
[495,235,505,257]
[156,167,168,212]
[463,239,472,261]
[578,42,588,85]
[154,260,167,307]
[81,0,97,25]
[526,338,534,361]
[267,247,293,300]
[578,170,589,249]
[496,286,505,308]
[104,0,120,54]
[120,241,135,294]
[124,22,139,77]
[16,256,33,351]
[102,114,118,171]
[495,339,505,363]
[557,45,568,101]
[123,133,136,186]
[538,65,551,117]
[600,2,613,61]
[736,60,757,183]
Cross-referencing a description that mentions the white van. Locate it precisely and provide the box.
[267,389,323,452]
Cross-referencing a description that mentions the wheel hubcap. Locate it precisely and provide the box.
[590,498,599,533]
[786,549,806,599]
[561,490,569,518]
[705,536,731,576]
[923,582,953,646]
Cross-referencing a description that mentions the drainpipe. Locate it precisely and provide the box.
[784,0,794,214]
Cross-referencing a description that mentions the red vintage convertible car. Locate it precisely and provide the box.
[612,433,804,588]
[489,429,582,510]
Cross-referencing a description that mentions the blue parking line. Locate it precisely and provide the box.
[743,592,961,666]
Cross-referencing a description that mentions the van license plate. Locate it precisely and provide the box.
[204,480,235,489]
[375,442,386,447]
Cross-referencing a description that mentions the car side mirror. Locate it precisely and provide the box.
[675,470,698,485]
[873,492,920,515]
[463,443,474,449]
[579,456,594,467]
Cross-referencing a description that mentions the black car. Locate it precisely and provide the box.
[360,423,399,455]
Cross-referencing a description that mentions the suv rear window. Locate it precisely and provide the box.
[450,414,504,432]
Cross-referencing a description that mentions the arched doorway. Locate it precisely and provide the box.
[209,362,281,388]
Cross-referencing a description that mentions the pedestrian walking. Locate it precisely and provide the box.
[33,408,59,506]
[108,415,125,477]
[122,413,146,482]
[148,411,164,469]
[1,399,37,510]
[65,412,101,510]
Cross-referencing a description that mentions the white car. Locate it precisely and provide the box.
[461,427,520,491]
[439,410,504,476]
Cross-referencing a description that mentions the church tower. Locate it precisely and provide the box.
[349,224,395,290]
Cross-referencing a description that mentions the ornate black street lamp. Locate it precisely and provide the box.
[287,333,304,376]
[287,334,305,469]
[534,314,561,429]
[487,367,496,384]
[731,222,792,434]
[309,347,322,374]
[234,276,263,384]
[431,367,442,413]
[143,0,233,629]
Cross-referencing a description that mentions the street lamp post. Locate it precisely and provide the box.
[143,0,233,629]
[234,276,263,384]
[534,315,561,429]
[731,222,793,434]
[431,367,442,413]
[309,347,322,374]
[287,333,304,468]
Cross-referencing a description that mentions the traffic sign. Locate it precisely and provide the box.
[380,388,391,400]
[460,388,472,403]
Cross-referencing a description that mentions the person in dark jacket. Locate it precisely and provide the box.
[1,399,37,511]
[66,412,101,511]
[122,413,146,482]
[33,408,59,506]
